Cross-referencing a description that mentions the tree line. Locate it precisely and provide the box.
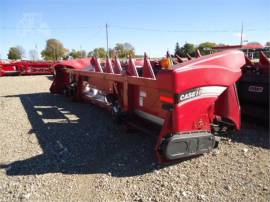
[174,42,216,57]
[6,38,270,60]
[175,41,270,57]
[7,39,136,60]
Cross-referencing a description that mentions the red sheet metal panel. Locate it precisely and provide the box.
[52,58,91,70]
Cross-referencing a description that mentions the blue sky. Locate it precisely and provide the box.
[0,0,269,59]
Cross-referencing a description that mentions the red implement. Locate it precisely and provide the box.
[0,61,54,76]
[50,50,245,162]
[238,51,270,121]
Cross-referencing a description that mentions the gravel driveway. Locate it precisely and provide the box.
[0,75,269,202]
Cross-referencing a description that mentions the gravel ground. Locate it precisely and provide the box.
[0,75,269,202]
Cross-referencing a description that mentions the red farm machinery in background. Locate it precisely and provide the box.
[50,50,245,162]
[238,51,269,122]
[212,45,270,123]
[0,60,54,76]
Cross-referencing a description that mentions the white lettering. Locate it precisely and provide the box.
[248,86,263,93]
[179,90,200,101]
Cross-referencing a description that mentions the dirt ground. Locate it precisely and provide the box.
[0,75,269,202]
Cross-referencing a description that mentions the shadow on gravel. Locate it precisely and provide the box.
[0,93,169,177]
[0,93,269,177]
[222,120,269,149]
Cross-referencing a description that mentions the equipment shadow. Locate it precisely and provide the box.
[221,118,269,149]
[0,92,169,177]
[1,93,268,177]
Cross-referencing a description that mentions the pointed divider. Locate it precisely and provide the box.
[127,55,139,76]
[104,56,114,73]
[175,54,185,63]
[112,56,123,74]
[142,53,155,79]
[166,51,171,58]
[91,57,103,72]
[186,53,193,60]
[195,49,202,58]
[259,51,270,66]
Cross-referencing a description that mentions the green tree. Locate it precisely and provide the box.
[183,43,196,57]
[88,48,106,58]
[198,42,216,55]
[114,42,135,58]
[69,49,86,59]
[7,46,24,60]
[41,39,68,60]
[174,43,196,57]
[87,43,135,58]
[114,43,124,57]
[79,50,86,58]
[174,42,181,56]
[109,48,117,58]
[87,51,93,57]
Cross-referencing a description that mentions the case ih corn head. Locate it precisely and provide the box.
[0,61,54,76]
[50,50,245,162]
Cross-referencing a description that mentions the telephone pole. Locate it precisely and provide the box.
[106,23,109,56]
[80,45,82,58]
[240,21,243,46]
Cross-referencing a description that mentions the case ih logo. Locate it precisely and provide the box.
[179,89,201,102]
[248,85,263,93]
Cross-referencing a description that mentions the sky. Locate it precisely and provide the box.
[0,0,269,59]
